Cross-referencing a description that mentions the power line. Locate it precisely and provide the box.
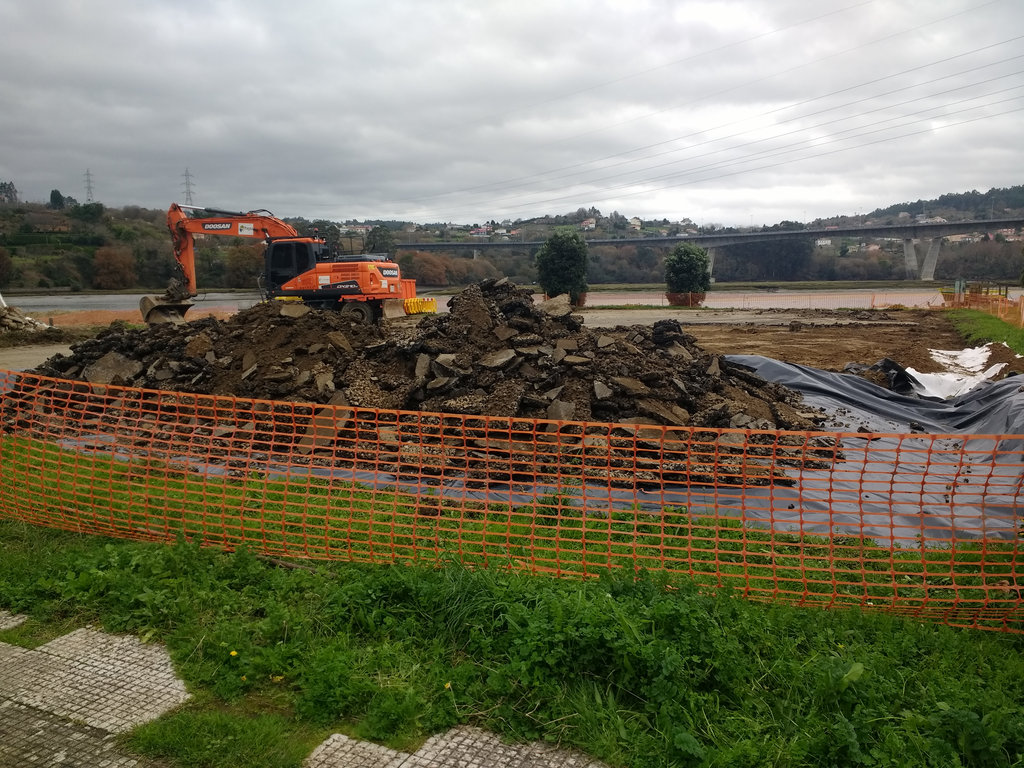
[182,168,195,205]
[386,2,1017,221]
[447,0,878,134]
[426,59,1024,208]
[476,103,1024,218]
[398,33,1023,210]
[506,77,1024,201]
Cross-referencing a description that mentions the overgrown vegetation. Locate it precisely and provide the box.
[948,309,1024,355]
[1,188,1021,291]
[1,520,1022,767]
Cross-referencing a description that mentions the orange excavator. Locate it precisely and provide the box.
[140,203,436,324]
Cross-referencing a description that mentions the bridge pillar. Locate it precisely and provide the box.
[902,239,920,279]
[706,247,717,279]
[919,238,941,281]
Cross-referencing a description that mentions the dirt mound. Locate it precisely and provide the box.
[32,279,823,432]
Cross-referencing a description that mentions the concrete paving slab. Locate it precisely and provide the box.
[0,698,143,767]
[2,622,605,768]
[305,726,607,768]
[0,610,27,630]
[4,628,191,733]
[407,726,604,768]
[305,732,411,768]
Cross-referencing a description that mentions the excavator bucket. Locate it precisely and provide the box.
[381,299,409,320]
[140,295,195,325]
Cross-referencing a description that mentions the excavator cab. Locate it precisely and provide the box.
[265,240,321,291]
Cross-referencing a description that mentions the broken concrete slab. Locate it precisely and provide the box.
[279,302,312,318]
[297,392,352,454]
[82,351,143,385]
[326,331,353,353]
[537,294,573,317]
[479,349,517,369]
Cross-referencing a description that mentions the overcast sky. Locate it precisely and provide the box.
[1,0,1021,227]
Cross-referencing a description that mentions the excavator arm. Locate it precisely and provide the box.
[167,203,300,295]
[142,204,302,324]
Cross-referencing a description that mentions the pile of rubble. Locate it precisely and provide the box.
[0,305,49,333]
[32,279,823,433]
[17,280,838,488]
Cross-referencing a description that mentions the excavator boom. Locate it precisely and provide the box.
[167,204,299,296]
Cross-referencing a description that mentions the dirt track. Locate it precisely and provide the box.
[581,307,1023,376]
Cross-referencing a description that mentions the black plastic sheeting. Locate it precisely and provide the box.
[725,355,1024,436]
[716,356,1024,544]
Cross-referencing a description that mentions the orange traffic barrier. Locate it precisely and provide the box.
[1,371,1021,633]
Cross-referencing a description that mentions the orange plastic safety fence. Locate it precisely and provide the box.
[1,371,1021,633]
[959,294,1024,329]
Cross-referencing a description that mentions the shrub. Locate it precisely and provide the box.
[664,242,710,294]
[535,228,588,304]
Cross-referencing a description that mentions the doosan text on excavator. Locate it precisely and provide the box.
[140,203,436,324]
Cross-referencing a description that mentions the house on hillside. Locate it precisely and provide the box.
[341,224,372,235]
[580,218,596,231]
[628,217,642,231]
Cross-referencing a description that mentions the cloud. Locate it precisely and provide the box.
[0,0,1021,226]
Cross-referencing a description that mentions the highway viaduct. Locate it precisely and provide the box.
[395,217,1024,281]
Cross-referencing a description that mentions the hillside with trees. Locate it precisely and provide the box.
[0,182,1021,292]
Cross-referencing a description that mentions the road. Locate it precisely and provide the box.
[7,291,264,315]
[0,344,72,371]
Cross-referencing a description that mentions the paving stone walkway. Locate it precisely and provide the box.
[0,610,189,766]
[0,611,606,768]
[306,727,606,768]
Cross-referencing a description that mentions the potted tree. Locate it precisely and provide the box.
[664,242,711,307]
[535,228,589,307]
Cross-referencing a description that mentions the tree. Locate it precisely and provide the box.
[0,180,18,205]
[0,246,13,287]
[223,243,264,288]
[535,228,588,303]
[664,242,710,294]
[48,189,66,209]
[717,239,813,281]
[364,226,395,255]
[92,246,136,289]
[69,202,105,223]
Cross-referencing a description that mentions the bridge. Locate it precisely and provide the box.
[396,217,1024,281]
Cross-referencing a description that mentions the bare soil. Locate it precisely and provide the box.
[682,310,1024,376]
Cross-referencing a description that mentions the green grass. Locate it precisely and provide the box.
[126,705,326,768]
[948,309,1024,355]
[1,520,1023,767]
